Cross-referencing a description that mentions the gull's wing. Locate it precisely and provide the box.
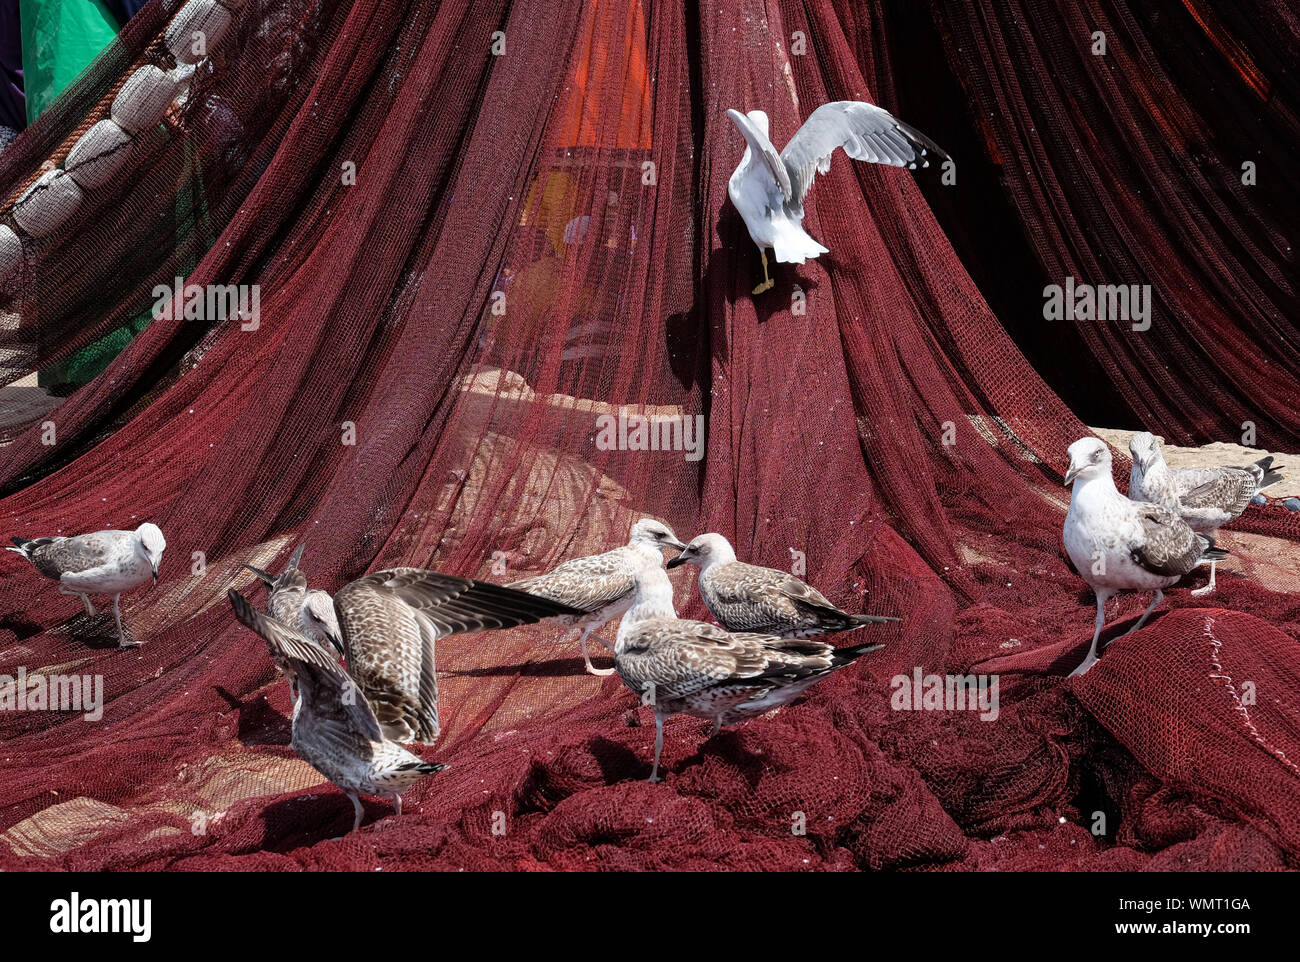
[337,568,584,743]
[780,101,946,214]
[507,548,637,615]
[728,108,793,203]
[24,532,121,580]
[227,588,382,742]
[1130,504,1210,576]
[1173,467,1257,518]
[702,561,809,631]
[617,617,873,703]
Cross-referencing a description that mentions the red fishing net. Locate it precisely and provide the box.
[0,0,1296,870]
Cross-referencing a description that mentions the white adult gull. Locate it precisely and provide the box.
[1062,438,1227,677]
[614,564,882,781]
[726,101,947,293]
[506,518,686,675]
[667,532,898,637]
[1128,431,1282,594]
[7,523,166,646]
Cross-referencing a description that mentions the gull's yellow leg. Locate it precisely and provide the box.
[752,248,775,295]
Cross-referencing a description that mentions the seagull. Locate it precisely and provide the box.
[506,518,686,675]
[242,544,343,654]
[331,568,584,743]
[1063,437,1228,676]
[227,589,447,834]
[1129,431,1283,594]
[614,564,882,781]
[726,101,947,293]
[6,523,166,646]
[667,533,898,637]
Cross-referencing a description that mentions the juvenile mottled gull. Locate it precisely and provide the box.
[243,544,343,654]
[1129,432,1282,595]
[507,518,686,675]
[7,523,166,646]
[228,589,446,834]
[335,569,583,743]
[615,564,882,781]
[1063,438,1228,676]
[726,101,947,293]
[667,533,897,637]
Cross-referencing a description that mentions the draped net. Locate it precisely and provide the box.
[0,0,1296,870]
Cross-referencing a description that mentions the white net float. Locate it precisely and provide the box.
[0,225,22,282]
[111,66,178,135]
[165,0,234,66]
[65,120,135,190]
[13,170,85,239]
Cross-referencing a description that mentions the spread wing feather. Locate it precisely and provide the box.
[336,569,583,742]
[227,588,382,742]
[781,101,947,214]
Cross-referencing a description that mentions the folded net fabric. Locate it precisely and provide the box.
[0,0,1296,870]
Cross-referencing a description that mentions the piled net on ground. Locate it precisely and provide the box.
[0,0,1297,870]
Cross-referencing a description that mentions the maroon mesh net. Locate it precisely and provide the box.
[0,0,1297,869]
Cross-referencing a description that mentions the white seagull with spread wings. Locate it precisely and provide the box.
[726,101,947,293]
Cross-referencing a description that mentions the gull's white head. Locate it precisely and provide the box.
[135,523,166,582]
[666,532,736,571]
[302,589,343,654]
[628,518,687,552]
[726,108,771,142]
[1064,438,1113,487]
[1128,431,1164,474]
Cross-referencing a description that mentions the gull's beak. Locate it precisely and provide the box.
[152,566,159,585]
[666,553,689,569]
[326,630,345,656]
[1063,462,1081,487]
[665,538,688,552]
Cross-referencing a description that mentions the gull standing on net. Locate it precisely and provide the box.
[228,589,446,835]
[243,544,343,653]
[1062,438,1228,677]
[506,518,687,675]
[614,564,883,782]
[1129,431,1283,595]
[667,533,897,636]
[7,523,166,646]
[726,101,947,293]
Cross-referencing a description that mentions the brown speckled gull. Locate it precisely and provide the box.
[614,564,883,781]
[228,588,445,835]
[667,532,897,637]
[506,518,686,675]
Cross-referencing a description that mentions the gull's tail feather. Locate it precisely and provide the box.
[284,543,307,573]
[771,228,828,265]
[830,641,886,666]
[7,536,54,561]
[1250,456,1284,491]
[848,612,901,627]
[242,563,276,587]
[1196,536,1230,563]
[406,760,448,775]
